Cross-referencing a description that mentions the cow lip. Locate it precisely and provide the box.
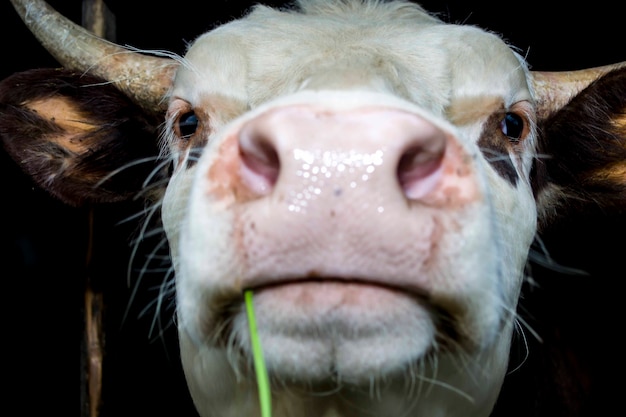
[243,276,430,299]
[239,277,449,342]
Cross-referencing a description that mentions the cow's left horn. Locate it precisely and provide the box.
[10,0,178,115]
[532,62,626,119]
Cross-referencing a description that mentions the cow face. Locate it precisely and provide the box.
[159,3,536,416]
[2,1,625,417]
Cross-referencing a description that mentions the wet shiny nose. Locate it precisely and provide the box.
[237,105,448,202]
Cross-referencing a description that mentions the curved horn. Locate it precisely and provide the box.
[10,0,178,114]
[532,62,626,119]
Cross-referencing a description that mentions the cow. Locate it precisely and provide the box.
[1,0,624,417]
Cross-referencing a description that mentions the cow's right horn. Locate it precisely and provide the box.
[10,0,178,115]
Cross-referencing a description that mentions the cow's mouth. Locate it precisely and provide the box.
[242,277,434,316]
[221,277,461,383]
[245,276,430,297]
[240,277,460,345]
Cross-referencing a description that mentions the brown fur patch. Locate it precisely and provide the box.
[446,95,502,126]
[25,97,96,154]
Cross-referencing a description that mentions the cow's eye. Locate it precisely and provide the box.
[500,112,524,142]
[177,111,199,139]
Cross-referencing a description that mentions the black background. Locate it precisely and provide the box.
[1,1,624,416]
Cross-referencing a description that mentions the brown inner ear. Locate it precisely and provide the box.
[25,97,96,154]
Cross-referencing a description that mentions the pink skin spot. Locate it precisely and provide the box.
[205,133,261,206]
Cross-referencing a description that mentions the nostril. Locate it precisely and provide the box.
[239,128,280,195]
[397,139,446,200]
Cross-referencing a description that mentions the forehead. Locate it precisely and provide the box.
[173,1,530,112]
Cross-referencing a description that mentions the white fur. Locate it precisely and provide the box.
[160,1,539,416]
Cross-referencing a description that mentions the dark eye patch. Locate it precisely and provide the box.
[477,111,525,186]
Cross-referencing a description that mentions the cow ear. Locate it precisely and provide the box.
[532,66,626,231]
[0,68,166,207]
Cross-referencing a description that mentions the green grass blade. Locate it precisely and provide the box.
[244,290,272,417]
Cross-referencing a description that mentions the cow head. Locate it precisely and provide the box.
[2,1,625,417]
